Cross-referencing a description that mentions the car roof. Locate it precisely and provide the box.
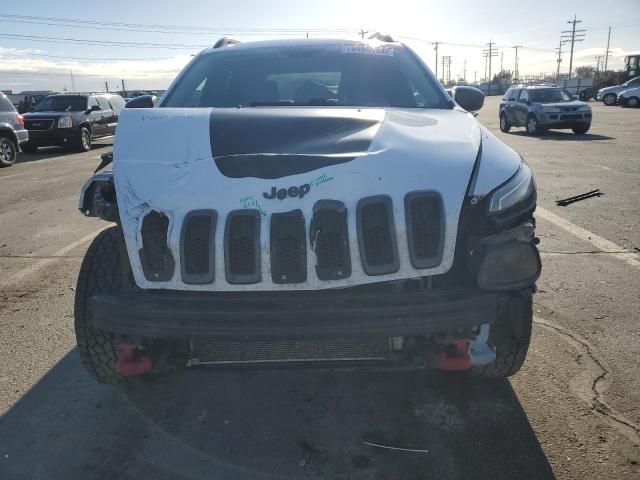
[199,37,403,55]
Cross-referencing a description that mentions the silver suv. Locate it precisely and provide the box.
[499,85,592,135]
[0,92,28,167]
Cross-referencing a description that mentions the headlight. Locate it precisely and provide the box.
[542,106,561,113]
[487,163,535,214]
[57,116,73,128]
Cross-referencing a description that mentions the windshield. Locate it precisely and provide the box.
[162,43,450,109]
[34,96,87,112]
[530,88,572,103]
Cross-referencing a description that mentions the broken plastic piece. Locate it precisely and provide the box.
[469,324,496,366]
[435,339,472,371]
[116,344,152,377]
[556,189,602,207]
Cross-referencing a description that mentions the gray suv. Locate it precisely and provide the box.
[0,92,28,167]
[499,85,592,135]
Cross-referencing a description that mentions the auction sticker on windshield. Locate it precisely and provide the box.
[341,43,394,56]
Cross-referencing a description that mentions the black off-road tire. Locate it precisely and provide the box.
[74,227,128,385]
[471,292,533,379]
[572,124,591,135]
[499,112,511,132]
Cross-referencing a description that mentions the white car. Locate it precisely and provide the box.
[617,87,640,107]
[75,37,541,384]
[596,76,640,105]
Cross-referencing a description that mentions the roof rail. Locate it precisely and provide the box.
[213,37,241,48]
[368,32,395,42]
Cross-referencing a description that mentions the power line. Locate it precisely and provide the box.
[0,51,174,61]
[0,33,209,49]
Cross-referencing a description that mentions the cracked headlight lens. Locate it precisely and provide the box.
[488,163,535,214]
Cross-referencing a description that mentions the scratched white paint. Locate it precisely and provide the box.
[113,107,521,291]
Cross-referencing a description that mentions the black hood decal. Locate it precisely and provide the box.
[210,108,382,179]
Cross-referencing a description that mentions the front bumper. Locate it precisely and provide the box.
[26,128,80,147]
[538,111,591,127]
[15,129,28,145]
[90,287,504,340]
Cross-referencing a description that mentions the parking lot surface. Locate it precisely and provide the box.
[0,98,638,479]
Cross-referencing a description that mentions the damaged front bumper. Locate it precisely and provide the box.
[90,287,503,340]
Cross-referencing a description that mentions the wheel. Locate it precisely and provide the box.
[77,127,92,152]
[572,124,591,135]
[526,115,540,135]
[627,96,639,108]
[0,135,17,167]
[471,292,533,379]
[20,142,38,154]
[499,112,511,132]
[603,93,617,106]
[74,227,129,384]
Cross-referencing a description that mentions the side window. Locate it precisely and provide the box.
[509,89,519,101]
[108,95,125,113]
[518,89,529,102]
[502,88,512,101]
[96,96,111,110]
[629,78,640,87]
[87,97,100,109]
[0,95,16,112]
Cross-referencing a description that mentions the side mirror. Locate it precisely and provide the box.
[125,95,158,109]
[572,95,579,100]
[452,86,484,112]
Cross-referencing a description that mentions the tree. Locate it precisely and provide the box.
[575,66,595,79]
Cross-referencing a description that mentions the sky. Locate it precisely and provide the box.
[0,0,638,93]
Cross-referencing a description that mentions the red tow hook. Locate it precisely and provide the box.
[116,344,152,377]
[435,339,472,371]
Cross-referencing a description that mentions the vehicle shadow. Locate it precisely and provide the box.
[508,131,614,141]
[16,143,112,165]
[0,350,556,480]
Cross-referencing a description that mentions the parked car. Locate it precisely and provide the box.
[596,76,640,105]
[0,92,28,167]
[21,93,125,153]
[499,85,592,135]
[617,87,640,107]
[76,37,540,384]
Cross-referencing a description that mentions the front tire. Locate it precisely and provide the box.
[0,135,17,167]
[472,292,533,379]
[603,93,617,106]
[74,227,128,384]
[526,115,541,135]
[572,124,591,135]
[76,127,92,152]
[499,112,511,132]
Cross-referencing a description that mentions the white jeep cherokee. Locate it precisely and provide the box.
[76,37,540,384]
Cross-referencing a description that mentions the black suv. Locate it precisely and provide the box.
[0,92,28,167]
[22,93,125,153]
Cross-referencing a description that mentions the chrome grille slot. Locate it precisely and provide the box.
[357,195,399,276]
[24,119,54,131]
[139,211,175,281]
[270,209,307,284]
[405,192,444,269]
[224,210,261,284]
[180,210,216,284]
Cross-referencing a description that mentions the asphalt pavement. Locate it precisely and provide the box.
[0,99,638,480]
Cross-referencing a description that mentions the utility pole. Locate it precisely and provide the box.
[70,70,76,92]
[433,42,440,80]
[604,26,611,72]
[555,37,563,79]
[561,15,586,79]
[104,81,109,93]
[512,45,522,82]
[500,51,504,72]
[359,28,368,39]
[474,71,477,83]
[595,55,604,73]
[482,40,498,95]
[121,79,127,97]
[463,59,467,83]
